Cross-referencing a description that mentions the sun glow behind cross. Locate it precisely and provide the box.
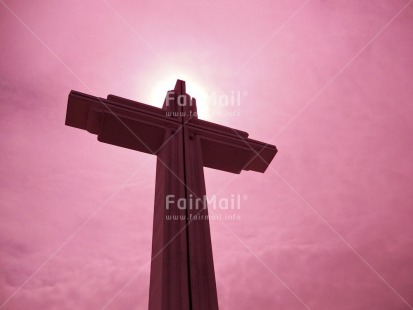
[149,75,211,120]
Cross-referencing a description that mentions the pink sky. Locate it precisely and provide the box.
[1,0,413,309]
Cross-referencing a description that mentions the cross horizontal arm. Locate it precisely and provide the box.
[187,121,277,174]
[65,90,178,155]
[65,90,277,173]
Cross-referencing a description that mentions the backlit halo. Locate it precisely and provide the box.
[149,75,210,120]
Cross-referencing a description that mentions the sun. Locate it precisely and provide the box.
[149,74,210,120]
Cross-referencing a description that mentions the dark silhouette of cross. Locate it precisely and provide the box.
[65,80,277,310]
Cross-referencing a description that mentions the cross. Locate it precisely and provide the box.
[65,80,277,310]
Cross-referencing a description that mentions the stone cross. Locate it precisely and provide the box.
[65,80,277,310]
